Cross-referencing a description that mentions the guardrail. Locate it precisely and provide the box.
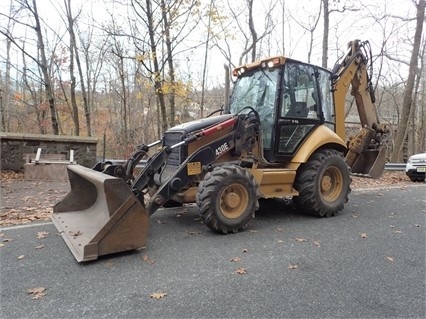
[384,163,406,171]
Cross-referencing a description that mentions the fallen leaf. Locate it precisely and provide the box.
[27,287,46,294]
[230,256,242,262]
[0,243,4,248]
[142,254,155,265]
[313,241,321,247]
[360,233,367,239]
[352,214,359,219]
[395,230,402,234]
[277,240,284,243]
[235,267,247,275]
[157,220,167,224]
[31,292,46,300]
[0,232,4,237]
[288,264,299,270]
[150,292,167,299]
[35,245,44,250]
[2,238,14,242]
[187,230,201,235]
[175,210,188,218]
[17,255,25,260]
[386,256,394,262]
[414,224,421,228]
[27,287,46,300]
[249,229,257,233]
[69,230,82,237]
[276,227,284,232]
[295,238,306,243]
[36,232,49,239]
[389,225,395,228]
[241,248,248,253]
[105,260,114,267]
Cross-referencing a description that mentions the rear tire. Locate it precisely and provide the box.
[293,149,351,217]
[196,165,259,234]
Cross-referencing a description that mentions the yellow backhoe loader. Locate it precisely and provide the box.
[51,40,388,262]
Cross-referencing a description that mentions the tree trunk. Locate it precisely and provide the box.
[118,55,128,144]
[200,0,215,118]
[146,0,168,134]
[161,0,176,127]
[74,37,91,136]
[65,0,80,136]
[32,0,59,135]
[247,0,257,62]
[322,0,329,68]
[391,0,425,162]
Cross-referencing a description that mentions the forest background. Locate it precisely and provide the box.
[0,0,425,162]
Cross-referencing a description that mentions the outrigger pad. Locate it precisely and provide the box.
[51,165,149,262]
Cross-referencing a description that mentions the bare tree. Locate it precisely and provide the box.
[321,0,359,68]
[64,0,80,135]
[0,0,59,134]
[391,0,425,162]
[0,0,16,132]
[288,1,322,63]
[64,0,92,136]
[82,36,108,130]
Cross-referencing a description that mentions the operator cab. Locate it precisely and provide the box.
[229,57,336,163]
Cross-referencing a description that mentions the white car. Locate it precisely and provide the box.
[405,152,426,182]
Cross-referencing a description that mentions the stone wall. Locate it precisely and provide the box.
[1,132,98,172]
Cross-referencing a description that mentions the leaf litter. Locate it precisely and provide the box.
[27,287,46,300]
[235,267,247,275]
[36,232,49,239]
[150,292,167,299]
[142,254,155,265]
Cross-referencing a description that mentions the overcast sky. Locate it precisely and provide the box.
[0,0,420,88]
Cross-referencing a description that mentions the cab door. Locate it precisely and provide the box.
[270,61,334,162]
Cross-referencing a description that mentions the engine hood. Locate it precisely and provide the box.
[165,114,234,137]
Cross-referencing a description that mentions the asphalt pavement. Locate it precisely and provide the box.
[1,185,425,319]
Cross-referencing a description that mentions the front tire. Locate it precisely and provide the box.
[196,165,259,234]
[293,149,351,217]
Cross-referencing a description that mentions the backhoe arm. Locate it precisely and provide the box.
[331,40,388,178]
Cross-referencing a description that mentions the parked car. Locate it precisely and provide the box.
[405,152,426,182]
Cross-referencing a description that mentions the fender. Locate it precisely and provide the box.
[291,125,347,164]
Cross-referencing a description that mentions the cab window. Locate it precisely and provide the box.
[281,63,318,120]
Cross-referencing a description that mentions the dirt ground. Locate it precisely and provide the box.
[0,170,417,227]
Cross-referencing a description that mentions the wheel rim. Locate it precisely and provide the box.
[219,183,249,219]
[320,166,343,202]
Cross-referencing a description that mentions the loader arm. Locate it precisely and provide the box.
[132,112,260,215]
[331,40,388,178]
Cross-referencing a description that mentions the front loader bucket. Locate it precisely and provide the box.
[51,165,149,262]
[351,147,387,179]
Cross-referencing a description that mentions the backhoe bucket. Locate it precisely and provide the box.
[51,165,149,262]
[350,147,387,179]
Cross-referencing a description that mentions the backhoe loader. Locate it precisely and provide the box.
[52,40,388,262]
